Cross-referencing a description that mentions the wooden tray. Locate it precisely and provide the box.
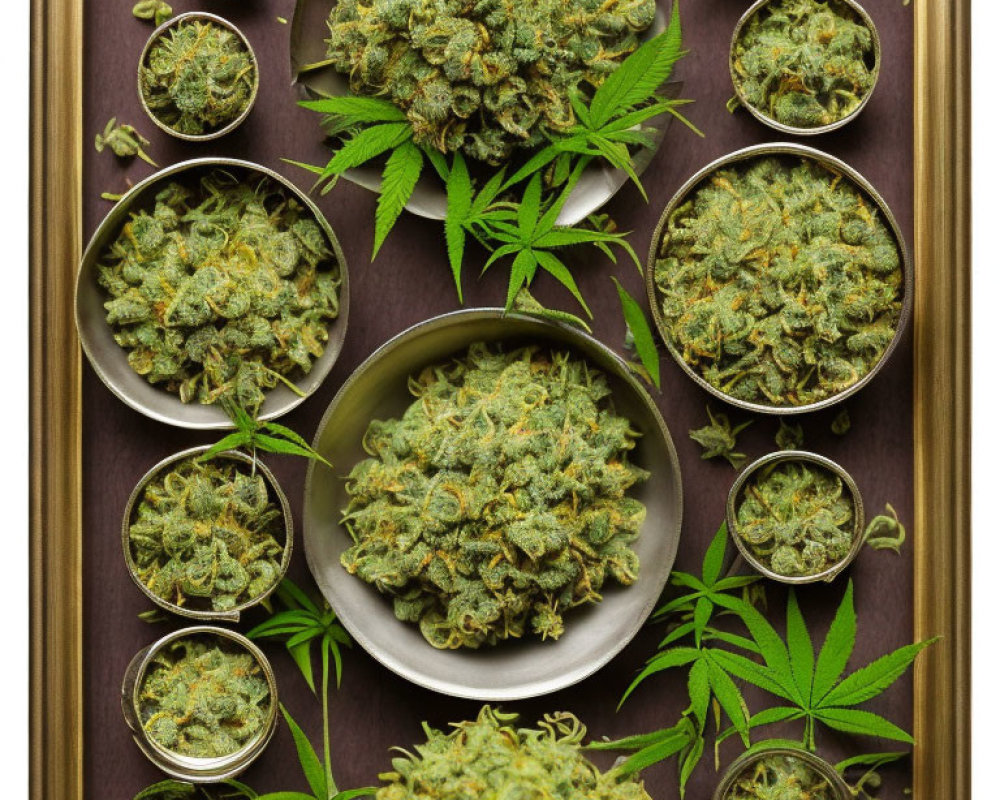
[30,1,970,798]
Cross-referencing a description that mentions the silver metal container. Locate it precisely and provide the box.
[121,626,278,783]
[302,308,684,701]
[122,445,294,623]
[75,157,350,429]
[138,12,259,141]
[726,450,865,585]
[645,142,912,415]
[729,0,881,136]
[288,0,673,226]
[714,747,851,800]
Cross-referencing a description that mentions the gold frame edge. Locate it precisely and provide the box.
[913,0,971,798]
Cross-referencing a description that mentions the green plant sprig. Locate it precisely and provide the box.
[202,400,331,468]
[292,7,699,319]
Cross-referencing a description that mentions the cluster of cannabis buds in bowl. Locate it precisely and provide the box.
[98,169,343,415]
[653,154,903,409]
[340,341,649,649]
[324,0,658,164]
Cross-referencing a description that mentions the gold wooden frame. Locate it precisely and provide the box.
[27,0,971,798]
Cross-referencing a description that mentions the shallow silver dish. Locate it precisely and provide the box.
[76,158,350,429]
[288,0,672,226]
[122,446,294,623]
[303,309,683,700]
[646,142,912,415]
[138,12,260,141]
[727,450,865,584]
[121,626,278,783]
[729,0,881,136]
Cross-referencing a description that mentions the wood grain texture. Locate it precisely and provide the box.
[913,1,972,798]
[29,0,83,799]
[25,0,969,797]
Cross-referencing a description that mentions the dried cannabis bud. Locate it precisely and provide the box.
[732,0,877,129]
[324,0,656,164]
[775,419,804,450]
[654,156,903,407]
[831,407,851,435]
[734,459,855,577]
[95,117,157,166]
[133,0,173,27]
[98,170,342,413]
[690,406,752,469]
[377,706,651,800]
[341,342,649,649]
[129,454,285,612]
[141,18,256,136]
[139,636,271,758]
[725,754,838,800]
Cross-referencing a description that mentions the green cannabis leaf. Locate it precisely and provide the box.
[246,579,363,800]
[714,582,937,750]
[613,278,661,390]
[511,286,592,333]
[202,400,331,467]
[689,406,753,469]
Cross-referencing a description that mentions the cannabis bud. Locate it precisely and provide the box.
[98,170,343,414]
[139,635,271,758]
[689,406,752,468]
[141,17,256,137]
[324,0,656,164]
[133,0,173,27]
[128,454,285,613]
[341,342,649,649]
[95,117,157,167]
[725,753,839,800]
[734,459,855,577]
[376,706,651,800]
[732,0,877,129]
[654,155,903,408]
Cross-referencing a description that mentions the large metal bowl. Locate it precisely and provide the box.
[646,143,912,415]
[288,0,674,226]
[303,309,683,700]
[76,158,350,429]
[714,747,851,800]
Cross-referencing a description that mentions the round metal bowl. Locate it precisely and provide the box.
[714,747,851,800]
[138,12,260,141]
[121,626,279,783]
[122,445,294,623]
[729,0,881,136]
[76,157,350,429]
[646,142,912,415]
[726,450,865,585]
[288,0,673,226]
[302,309,684,701]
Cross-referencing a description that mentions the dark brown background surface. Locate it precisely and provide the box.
[81,1,916,797]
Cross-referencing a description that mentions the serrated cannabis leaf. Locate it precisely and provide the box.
[281,704,328,799]
[373,141,424,259]
[613,278,660,389]
[201,400,331,467]
[321,123,412,178]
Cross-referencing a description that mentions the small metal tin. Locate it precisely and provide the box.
[121,626,278,783]
[138,12,259,141]
[75,157,350,429]
[302,308,684,701]
[645,142,912,415]
[726,450,865,585]
[714,747,851,800]
[122,445,294,623]
[729,0,881,136]
[288,0,672,226]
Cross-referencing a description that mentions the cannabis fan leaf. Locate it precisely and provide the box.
[203,400,330,467]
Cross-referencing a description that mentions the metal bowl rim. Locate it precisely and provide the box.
[123,625,279,780]
[121,445,295,622]
[728,0,882,136]
[645,141,913,415]
[75,156,350,429]
[725,449,866,585]
[303,307,684,700]
[137,11,260,142]
[713,746,853,800]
